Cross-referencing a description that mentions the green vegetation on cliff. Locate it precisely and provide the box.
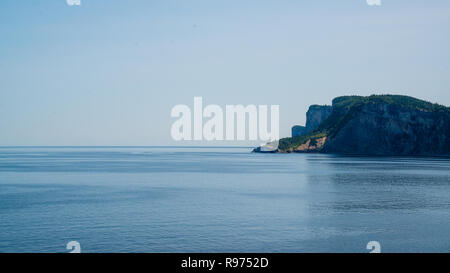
[332,95,448,113]
[278,132,326,151]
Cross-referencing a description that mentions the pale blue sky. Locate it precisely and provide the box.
[1,0,449,145]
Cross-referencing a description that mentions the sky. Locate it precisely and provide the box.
[0,0,449,146]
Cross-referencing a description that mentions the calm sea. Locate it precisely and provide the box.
[0,147,449,253]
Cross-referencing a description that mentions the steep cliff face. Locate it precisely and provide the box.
[305,105,332,133]
[322,103,450,155]
[262,95,450,156]
[291,105,332,137]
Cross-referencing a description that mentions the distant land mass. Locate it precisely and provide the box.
[254,95,450,155]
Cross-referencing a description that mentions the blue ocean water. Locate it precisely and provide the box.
[0,147,449,253]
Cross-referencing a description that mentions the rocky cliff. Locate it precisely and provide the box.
[305,105,332,133]
[257,95,450,156]
[291,105,332,137]
[321,101,450,155]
